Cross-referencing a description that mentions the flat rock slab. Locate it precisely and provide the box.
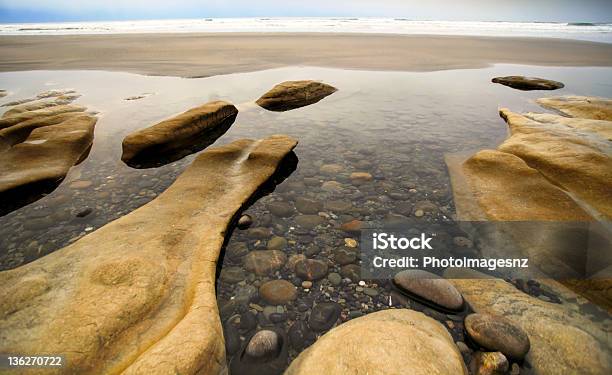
[464,313,530,360]
[0,110,96,216]
[256,80,337,112]
[537,96,612,121]
[492,76,564,91]
[285,309,468,375]
[0,135,297,374]
[393,270,464,311]
[121,100,238,167]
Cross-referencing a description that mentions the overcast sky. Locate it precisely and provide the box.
[0,0,611,23]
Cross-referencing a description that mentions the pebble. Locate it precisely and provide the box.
[259,279,298,305]
[237,214,253,229]
[295,197,323,214]
[327,273,342,286]
[244,250,287,275]
[302,281,313,289]
[245,330,280,359]
[470,351,509,375]
[344,238,358,248]
[308,302,341,331]
[268,201,295,217]
[295,259,329,281]
[294,215,325,229]
[414,209,424,217]
[267,236,287,250]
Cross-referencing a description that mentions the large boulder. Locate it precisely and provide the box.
[121,100,238,167]
[0,135,297,374]
[537,96,612,121]
[491,76,564,91]
[255,80,337,112]
[285,309,468,375]
[0,112,96,216]
[447,271,611,375]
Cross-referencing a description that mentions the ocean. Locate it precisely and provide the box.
[1,17,611,43]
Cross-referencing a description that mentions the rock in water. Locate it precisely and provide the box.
[121,100,238,167]
[244,250,287,275]
[537,96,612,121]
[393,270,464,311]
[245,330,281,359]
[0,111,96,216]
[0,135,297,374]
[464,313,530,360]
[469,351,509,375]
[492,76,564,91]
[308,302,341,331]
[256,80,337,112]
[295,259,329,281]
[285,309,468,374]
[230,328,288,375]
[259,280,298,305]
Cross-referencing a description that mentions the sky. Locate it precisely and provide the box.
[0,0,611,23]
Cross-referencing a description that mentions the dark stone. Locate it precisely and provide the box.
[288,320,316,351]
[492,76,565,91]
[340,264,361,282]
[76,207,93,218]
[308,302,341,331]
[465,313,531,360]
[223,322,241,356]
[230,328,288,375]
[295,259,329,281]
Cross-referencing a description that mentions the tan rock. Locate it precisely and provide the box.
[0,104,86,129]
[285,309,468,375]
[499,108,611,219]
[256,80,337,112]
[0,113,97,215]
[447,272,611,375]
[451,149,592,221]
[537,96,612,121]
[522,112,612,141]
[0,135,297,374]
[3,95,81,118]
[0,112,84,151]
[121,100,238,166]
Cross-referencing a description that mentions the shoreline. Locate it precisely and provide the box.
[1,33,611,78]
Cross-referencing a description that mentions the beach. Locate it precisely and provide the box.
[1,26,611,375]
[1,33,612,77]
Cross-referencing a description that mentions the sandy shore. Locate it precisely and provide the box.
[1,33,611,77]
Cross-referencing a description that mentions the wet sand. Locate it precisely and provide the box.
[1,33,612,77]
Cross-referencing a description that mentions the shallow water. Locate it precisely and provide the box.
[1,65,611,371]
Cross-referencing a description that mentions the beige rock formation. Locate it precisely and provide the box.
[0,112,97,215]
[285,309,468,375]
[121,100,238,165]
[256,80,337,112]
[0,104,86,129]
[0,135,297,374]
[2,94,81,117]
[498,108,612,219]
[537,96,612,121]
[448,272,611,375]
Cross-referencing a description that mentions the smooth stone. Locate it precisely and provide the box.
[269,313,287,323]
[267,236,287,250]
[324,200,353,213]
[308,302,341,331]
[226,242,249,259]
[301,281,313,289]
[268,201,294,217]
[340,264,361,282]
[349,172,373,184]
[363,288,379,297]
[465,313,531,360]
[294,197,322,214]
[237,214,253,229]
[327,273,342,286]
[492,76,564,91]
[69,180,93,189]
[344,238,358,248]
[248,227,273,239]
[340,219,364,234]
[469,351,509,375]
[285,310,468,374]
[244,250,287,275]
[240,312,258,331]
[319,164,344,175]
[294,215,325,229]
[414,200,439,214]
[245,330,280,359]
[393,270,464,311]
[256,80,337,112]
[75,207,93,218]
[259,280,297,305]
[321,181,343,192]
[333,248,357,265]
[295,259,329,281]
[219,266,246,284]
